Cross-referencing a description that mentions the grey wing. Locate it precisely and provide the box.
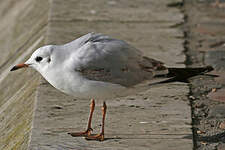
[72,33,168,87]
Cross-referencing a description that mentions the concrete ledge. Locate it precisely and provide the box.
[30,0,192,149]
[0,0,193,149]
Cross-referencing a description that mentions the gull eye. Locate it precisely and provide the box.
[35,56,43,62]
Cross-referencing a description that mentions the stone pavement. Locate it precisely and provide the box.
[0,0,194,149]
[184,0,225,149]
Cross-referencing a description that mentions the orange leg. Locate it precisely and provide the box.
[68,99,95,137]
[85,101,107,141]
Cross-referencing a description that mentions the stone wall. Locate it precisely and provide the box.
[0,1,48,149]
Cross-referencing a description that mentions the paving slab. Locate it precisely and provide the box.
[30,82,192,150]
[29,0,192,149]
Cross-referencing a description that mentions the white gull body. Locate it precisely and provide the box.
[25,33,168,99]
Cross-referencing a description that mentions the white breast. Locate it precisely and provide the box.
[41,66,127,99]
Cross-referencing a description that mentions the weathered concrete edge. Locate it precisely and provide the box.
[27,81,41,149]
[26,1,53,149]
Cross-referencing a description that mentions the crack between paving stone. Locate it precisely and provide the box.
[182,1,198,149]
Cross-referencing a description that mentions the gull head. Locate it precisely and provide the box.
[10,45,53,73]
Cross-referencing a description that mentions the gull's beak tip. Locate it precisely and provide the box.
[10,66,18,71]
[10,64,28,72]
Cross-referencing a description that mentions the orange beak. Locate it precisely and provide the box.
[10,63,29,71]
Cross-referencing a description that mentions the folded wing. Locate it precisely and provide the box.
[69,33,168,87]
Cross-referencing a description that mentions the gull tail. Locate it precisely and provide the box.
[152,66,214,85]
[167,65,214,78]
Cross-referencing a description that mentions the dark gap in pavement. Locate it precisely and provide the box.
[182,1,198,149]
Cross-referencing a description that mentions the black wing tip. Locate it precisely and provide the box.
[205,65,214,72]
[167,65,214,78]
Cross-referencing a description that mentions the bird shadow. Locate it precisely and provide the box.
[84,133,193,141]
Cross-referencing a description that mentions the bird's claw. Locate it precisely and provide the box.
[68,128,93,137]
[85,133,104,141]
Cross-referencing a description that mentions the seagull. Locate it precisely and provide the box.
[10,32,213,141]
